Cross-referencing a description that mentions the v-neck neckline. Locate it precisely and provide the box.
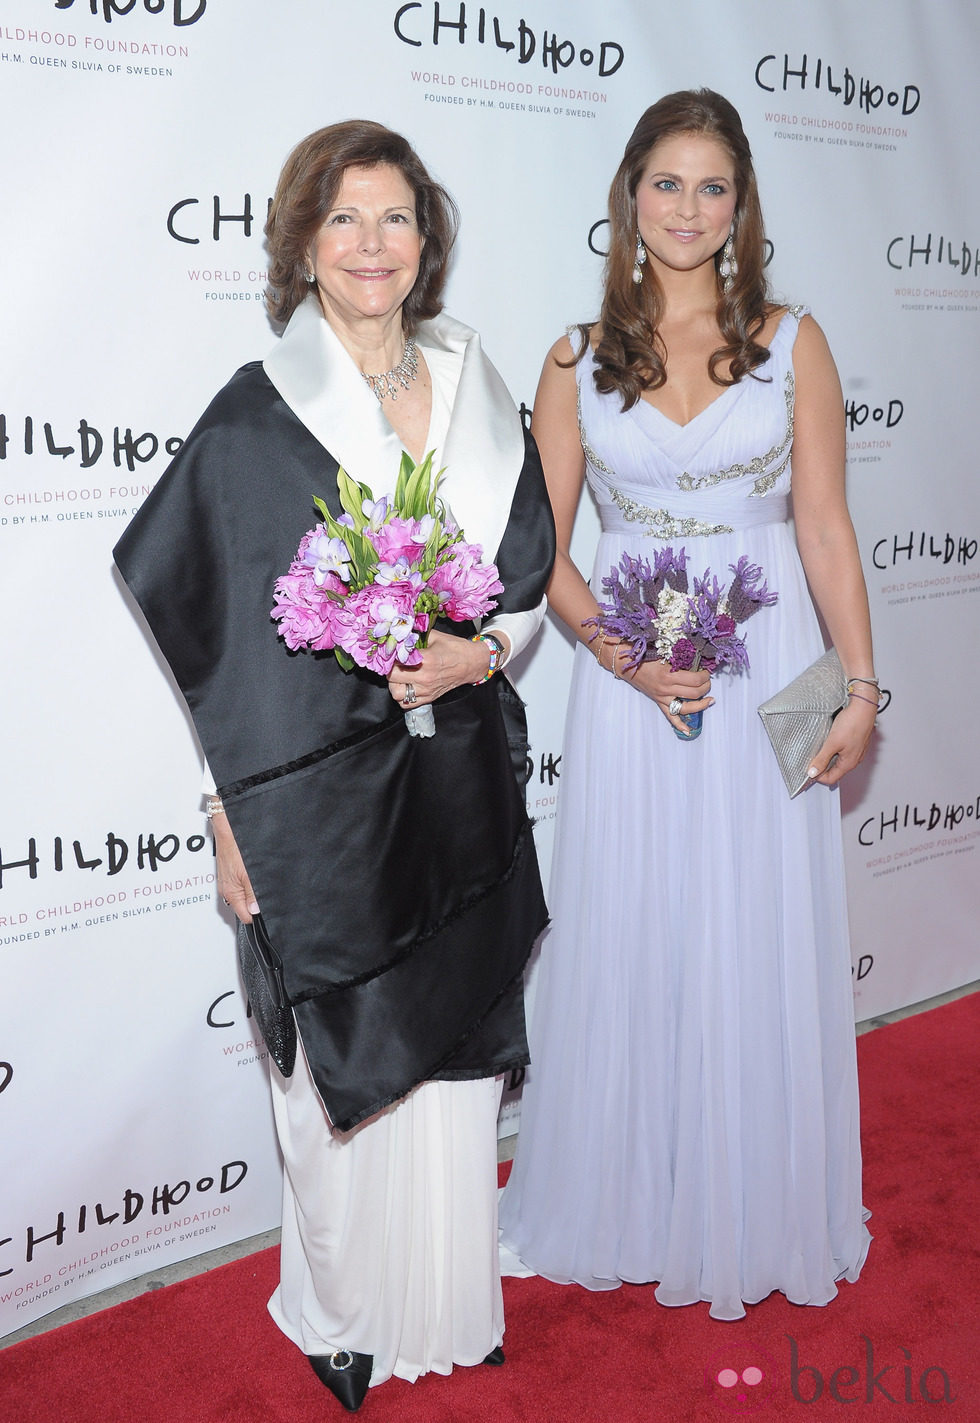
[627,308,793,430]
[636,380,740,431]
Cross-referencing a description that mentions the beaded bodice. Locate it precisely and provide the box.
[576,306,807,539]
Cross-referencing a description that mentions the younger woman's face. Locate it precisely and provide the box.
[634,131,738,281]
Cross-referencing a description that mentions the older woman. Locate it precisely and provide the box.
[115,121,554,1411]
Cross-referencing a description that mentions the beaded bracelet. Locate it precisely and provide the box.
[205,795,225,820]
[472,631,504,683]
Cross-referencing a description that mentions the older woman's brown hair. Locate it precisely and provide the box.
[265,120,459,329]
[591,89,772,411]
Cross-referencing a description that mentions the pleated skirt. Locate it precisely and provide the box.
[500,521,871,1319]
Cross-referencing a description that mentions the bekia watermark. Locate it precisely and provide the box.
[706,1336,956,1409]
[789,1336,955,1405]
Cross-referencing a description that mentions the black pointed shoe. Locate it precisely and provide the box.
[308,1350,373,1412]
[483,1346,506,1366]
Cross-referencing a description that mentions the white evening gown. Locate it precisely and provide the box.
[267,340,504,1385]
[269,1051,504,1384]
[499,308,871,1320]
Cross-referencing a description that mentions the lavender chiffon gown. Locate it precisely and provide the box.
[499,308,870,1320]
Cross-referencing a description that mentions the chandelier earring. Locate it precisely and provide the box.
[632,232,647,286]
[718,226,738,293]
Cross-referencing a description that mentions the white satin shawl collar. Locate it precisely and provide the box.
[262,294,525,560]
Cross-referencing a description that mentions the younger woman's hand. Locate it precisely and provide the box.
[620,654,714,737]
[805,697,877,788]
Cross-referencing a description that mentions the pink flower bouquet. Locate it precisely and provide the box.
[272,451,503,736]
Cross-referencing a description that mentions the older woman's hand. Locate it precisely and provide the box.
[387,628,505,708]
[212,811,260,923]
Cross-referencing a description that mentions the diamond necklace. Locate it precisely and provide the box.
[361,338,419,402]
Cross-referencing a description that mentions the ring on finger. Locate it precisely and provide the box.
[402,683,418,706]
[668,697,683,716]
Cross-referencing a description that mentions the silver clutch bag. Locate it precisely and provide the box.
[757,648,846,798]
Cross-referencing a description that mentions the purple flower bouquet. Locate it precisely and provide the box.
[586,546,778,740]
[272,451,503,737]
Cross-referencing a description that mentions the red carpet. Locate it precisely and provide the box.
[3,993,978,1421]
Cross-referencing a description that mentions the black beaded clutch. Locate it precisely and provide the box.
[237,916,297,1076]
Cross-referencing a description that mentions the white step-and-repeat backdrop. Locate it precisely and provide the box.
[2,0,978,1333]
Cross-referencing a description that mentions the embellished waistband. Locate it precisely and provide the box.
[599,487,789,539]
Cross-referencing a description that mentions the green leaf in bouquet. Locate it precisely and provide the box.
[349,538,379,589]
[409,451,440,518]
[312,492,377,591]
[336,466,376,531]
[393,449,417,511]
[311,494,352,544]
[403,458,427,517]
[421,516,444,575]
[312,493,336,527]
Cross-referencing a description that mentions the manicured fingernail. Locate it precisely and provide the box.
[249,901,260,914]
[807,767,818,779]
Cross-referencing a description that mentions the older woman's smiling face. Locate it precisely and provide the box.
[309,163,423,331]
